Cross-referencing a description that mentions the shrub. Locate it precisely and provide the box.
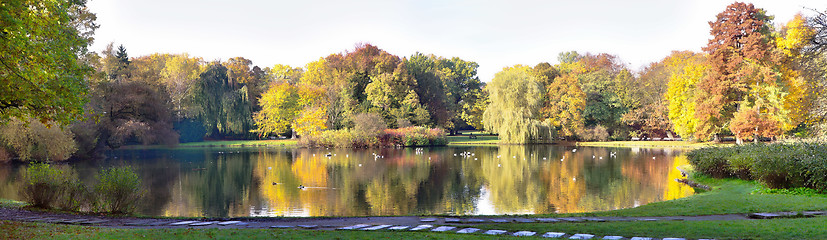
[353,113,387,138]
[56,177,90,211]
[95,166,143,213]
[20,163,65,208]
[686,146,736,178]
[0,118,77,162]
[577,125,609,142]
[687,142,827,192]
[304,126,447,148]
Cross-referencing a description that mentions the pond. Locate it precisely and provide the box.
[0,145,694,218]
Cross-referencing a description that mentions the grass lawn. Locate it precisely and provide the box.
[176,139,297,148]
[540,175,827,218]
[0,221,523,240]
[574,141,730,148]
[472,217,827,240]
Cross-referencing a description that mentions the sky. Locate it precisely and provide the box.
[87,0,820,81]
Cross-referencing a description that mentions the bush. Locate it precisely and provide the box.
[686,146,736,178]
[577,125,609,142]
[687,142,827,192]
[303,126,447,148]
[353,113,387,138]
[0,118,77,162]
[95,166,143,213]
[57,177,91,211]
[20,163,65,208]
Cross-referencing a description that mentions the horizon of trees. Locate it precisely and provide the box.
[3,1,827,161]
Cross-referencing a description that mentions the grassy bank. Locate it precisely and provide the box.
[575,141,728,148]
[578,175,827,217]
[177,139,297,148]
[0,221,516,240]
[474,217,827,240]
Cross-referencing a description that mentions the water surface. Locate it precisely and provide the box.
[0,145,693,217]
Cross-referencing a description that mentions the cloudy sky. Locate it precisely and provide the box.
[87,0,819,81]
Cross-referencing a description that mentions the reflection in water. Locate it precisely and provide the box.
[0,146,693,217]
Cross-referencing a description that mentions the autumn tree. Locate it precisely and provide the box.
[482,65,553,143]
[695,2,777,141]
[534,63,585,139]
[729,106,781,143]
[0,0,98,125]
[665,52,708,140]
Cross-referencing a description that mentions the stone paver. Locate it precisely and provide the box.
[491,219,510,223]
[569,233,594,239]
[360,224,391,231]
[536,218,560,222]
[515,218,535,223]
[190,221,218,226]
[218,221,242,226]
[338,224,371,230]
[662,238,686,240]
[483,230,508,235]
[388,226,410,230]
[169,221,198,226]
[584,218,606,222]
[630,237,653,240]
[559,217,584,222]
[297,225,318,229]
[410,224,433,231]
[456,228,480,233]
[444,218,461,223]
[420,218,437,222]
[749,213,781,219]
[464,218,486,223]
[431,226,456,232]
[637,218,658,221]
[513,231,537,236]
[602,236,623,239]
[542,232,566,238]
[270,225,293,228]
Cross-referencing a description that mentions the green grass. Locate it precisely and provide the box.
[575,141,730,148]
[5,217,827,240]
[446,135,500,145]
[543,175,827,218]
[177,139,297,148]
[0,221,525,240]
[0,199,26,208]
[472,217,827,240]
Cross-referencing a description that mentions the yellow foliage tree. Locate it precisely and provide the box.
[775,14,816,131]
[666,54,707,140]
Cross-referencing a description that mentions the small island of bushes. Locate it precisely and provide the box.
[298,113,447,148]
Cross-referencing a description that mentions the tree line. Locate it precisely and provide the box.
[3,1,827,161]
[484,3,827,144]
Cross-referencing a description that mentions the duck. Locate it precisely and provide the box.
[298,185,306,190]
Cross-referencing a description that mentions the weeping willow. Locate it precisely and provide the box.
[483,65,554,144]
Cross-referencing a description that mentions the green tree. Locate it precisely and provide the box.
[482,65,553,144]
[0,0,98,125]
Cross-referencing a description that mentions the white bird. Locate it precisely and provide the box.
[572,149,577,152]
